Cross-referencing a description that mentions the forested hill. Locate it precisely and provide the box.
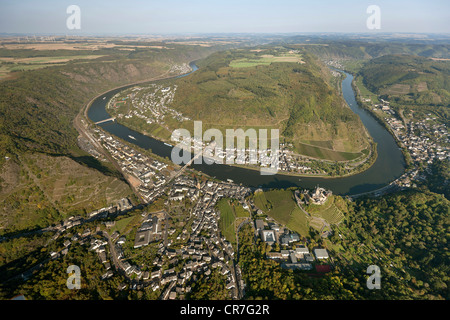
[169,47,370,154]
[358,54,450,108]
[0,45,216,165]
[284,40,450,60]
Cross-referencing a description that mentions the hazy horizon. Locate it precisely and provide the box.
[1,0,449,35]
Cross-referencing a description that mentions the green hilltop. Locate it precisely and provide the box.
[168,47,370,157]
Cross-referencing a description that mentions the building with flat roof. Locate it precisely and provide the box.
[314,248,329,260]
[261,230,277,244]
[134,229,151,248]
[255,219,265,231]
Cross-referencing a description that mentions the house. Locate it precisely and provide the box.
[280,250,290,258]
[295,245,309,256]
[290,253,298,263]
[169,291,177,300]
[304,253,314,262]
[314,248,329,260]
[98,251,107,264]
[266,252,282,259]
[282,263,313,271]
[279,232,300,245]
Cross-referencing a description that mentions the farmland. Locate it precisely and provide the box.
[0,55,105,80]
[229,52,304,68]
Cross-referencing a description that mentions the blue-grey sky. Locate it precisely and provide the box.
[0,0,449,35]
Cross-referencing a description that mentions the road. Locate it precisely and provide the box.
[102,231,125,272]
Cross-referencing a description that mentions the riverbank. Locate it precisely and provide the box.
[349,72,414,170]
[85,63,405,195]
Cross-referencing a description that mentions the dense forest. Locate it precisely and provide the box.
[422,159,450,200]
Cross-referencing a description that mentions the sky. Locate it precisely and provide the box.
[0,0,449,35]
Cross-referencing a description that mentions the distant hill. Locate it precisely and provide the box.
[359,54,450,108]
[168,47,370,157]
[285,40,450,60]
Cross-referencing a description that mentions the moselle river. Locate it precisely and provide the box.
[87,62,405,195]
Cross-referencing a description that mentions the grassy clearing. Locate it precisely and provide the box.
[217,198,250,245]
[261,190,296,225]
[111,215,140,235]
[286,206,309,237]
[234,204,250,218]
[217,199,236,244]
[254,191,270,212]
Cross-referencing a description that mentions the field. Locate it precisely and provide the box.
[262,190,297,224]
[217,198,250,245]
[253,190,270,212]
[0,55,105,80]
[286,207,310,237]
[229,53,304,68]
[305,195,345,227]
[111,215,141,235]
[254,189,310,236]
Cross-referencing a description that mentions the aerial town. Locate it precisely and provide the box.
[25,120,336,300]
[107,84,190,126]
[367,99,449,190]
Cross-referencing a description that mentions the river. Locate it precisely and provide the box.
[87,62,405,195]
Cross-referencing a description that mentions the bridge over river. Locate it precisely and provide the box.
[94,117,115,125]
